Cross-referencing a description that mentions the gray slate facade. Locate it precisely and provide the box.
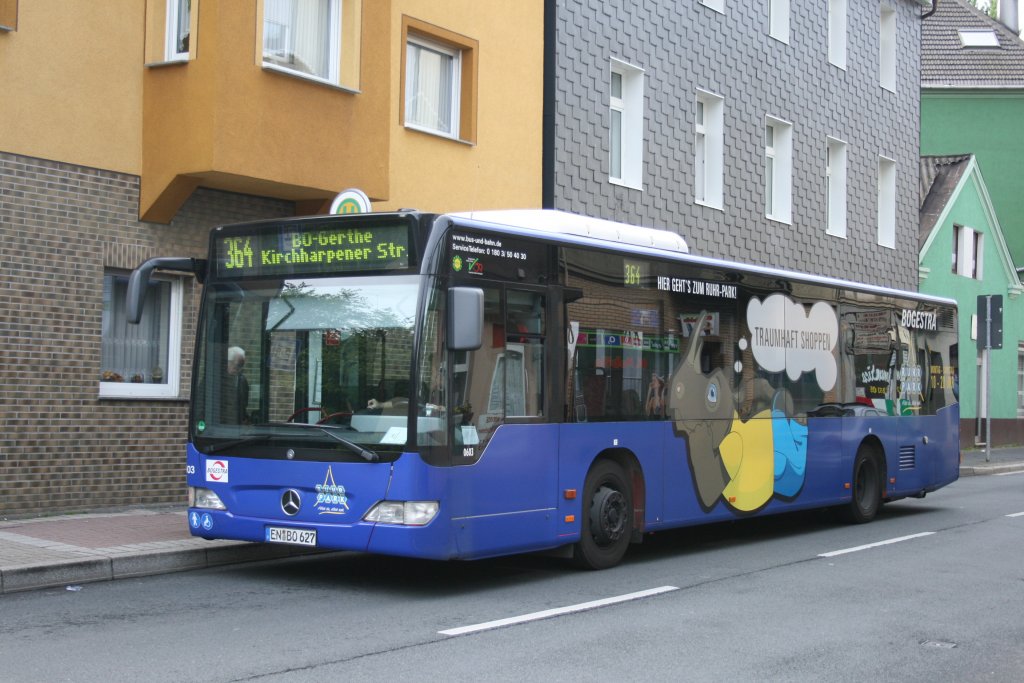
[545,0,924,291]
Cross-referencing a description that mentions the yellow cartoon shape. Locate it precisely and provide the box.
[718,410,775,512]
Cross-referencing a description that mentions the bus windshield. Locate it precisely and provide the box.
[192,274,422,456]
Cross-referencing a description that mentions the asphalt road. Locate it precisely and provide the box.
[1,472,1022,682]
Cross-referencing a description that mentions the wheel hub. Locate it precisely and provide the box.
[590,485,627,545]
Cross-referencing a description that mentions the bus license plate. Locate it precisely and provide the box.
[266,527,317,547]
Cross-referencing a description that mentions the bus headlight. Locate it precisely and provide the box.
[364,501,439,526]
[189,486,227,510]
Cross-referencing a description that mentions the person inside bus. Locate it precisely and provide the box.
[366,379,409,413]
[220,346,250,424]
[645,373,666,418]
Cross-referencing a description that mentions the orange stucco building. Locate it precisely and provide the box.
[0,0,542,514]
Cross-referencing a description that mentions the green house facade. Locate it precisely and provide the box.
[922,91,1024,262]
[921,0,1024,263]
[919,155,1024,447]
[921,0,1024,447]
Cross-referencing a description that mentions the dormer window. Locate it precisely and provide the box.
[958,29,1000,48]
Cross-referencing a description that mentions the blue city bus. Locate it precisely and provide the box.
[127,209,960,569]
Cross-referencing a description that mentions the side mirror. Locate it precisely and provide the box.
[448,287,484,351]
[126,257,205,323]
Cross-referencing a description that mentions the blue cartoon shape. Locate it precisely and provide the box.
[772,393,808,498]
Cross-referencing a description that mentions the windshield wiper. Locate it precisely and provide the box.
[318,426,380,462]
[291,424,380,462]
[204,425,380,462]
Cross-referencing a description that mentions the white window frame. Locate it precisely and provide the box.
[165,0,191,61]
[404,34,462,140]
[262,0,341,86]
[699,0,724,13]
[100,274,183,399]
[609,59,645,190]
[880,5,896,92]
[828,0,847,69]
[611,70,624,181]
[769,0,790,44]
[952,224,984,279]
[826,137,848,238]
[877,156,896,249]
[765,116,793,224]
[695,90,724,209]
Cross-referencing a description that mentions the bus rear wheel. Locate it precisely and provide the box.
[838,446,883,524]
[573,460,632,570]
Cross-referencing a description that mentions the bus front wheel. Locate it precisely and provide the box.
[838,446,883,524]
[573,460,632,570]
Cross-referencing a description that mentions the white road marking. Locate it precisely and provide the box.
[818,532,936,558]
[438,585,679,637]
[995,470,1024,476]
[1006,512,1024,518]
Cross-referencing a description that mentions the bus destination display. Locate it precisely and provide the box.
[214,221,411,277]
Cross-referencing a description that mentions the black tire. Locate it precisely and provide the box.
[838,446,883,524]
[573,460,633,570]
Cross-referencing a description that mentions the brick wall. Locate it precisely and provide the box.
[0,151,292,516]
[550,0,922,291]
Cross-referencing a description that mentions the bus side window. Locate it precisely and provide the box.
[505,290,545,417]
[453,288,503,446]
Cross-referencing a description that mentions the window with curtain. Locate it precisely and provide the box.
[952,224,983,279]
[100,272,182,398]
[405,35,460,137]
[166,0,191,60]
[263,0,340,83]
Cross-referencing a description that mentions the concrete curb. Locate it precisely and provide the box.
[959,463,1024,477]
[2,557,112,594]
[0,542,321,595]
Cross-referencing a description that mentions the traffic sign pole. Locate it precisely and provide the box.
[985,296,991,463]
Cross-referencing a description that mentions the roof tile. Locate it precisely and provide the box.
[922,0,1024,87]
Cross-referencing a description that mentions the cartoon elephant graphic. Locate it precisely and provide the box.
[669,311,808,513]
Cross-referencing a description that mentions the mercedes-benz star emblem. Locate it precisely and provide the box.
[281,489,301,516]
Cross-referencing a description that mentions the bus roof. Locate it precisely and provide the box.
[448,209,690,254]
[446,209,956,309]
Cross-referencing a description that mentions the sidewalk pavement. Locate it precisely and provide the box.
[2,447,1023,595]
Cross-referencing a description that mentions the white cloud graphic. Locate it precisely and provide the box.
[746,294,838,391]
